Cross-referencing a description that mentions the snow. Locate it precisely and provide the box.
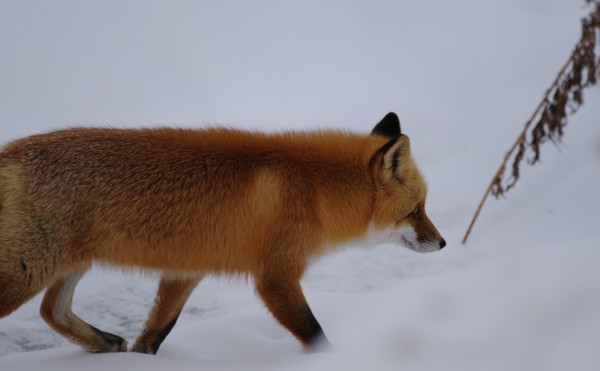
[1,1,600,370]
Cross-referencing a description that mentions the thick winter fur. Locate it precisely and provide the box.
[0,112,444,354]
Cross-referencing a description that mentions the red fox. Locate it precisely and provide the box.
[0,112,445,354]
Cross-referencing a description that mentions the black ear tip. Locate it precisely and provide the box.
[384,112,399,122]
[371,112,402,138]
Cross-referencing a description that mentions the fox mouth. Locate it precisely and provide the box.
[400,235,414,249]
[400,233,445,253]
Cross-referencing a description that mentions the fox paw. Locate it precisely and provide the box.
[88,327,128,353]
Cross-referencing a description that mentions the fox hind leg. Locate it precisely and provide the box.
[0,252,50,318]
[132,274,202,354]
[0,271,45,318]
[40,266,127,353]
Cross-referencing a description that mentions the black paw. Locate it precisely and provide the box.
[89,325,128,353]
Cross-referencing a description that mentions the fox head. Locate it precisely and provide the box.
[369,112,446,253]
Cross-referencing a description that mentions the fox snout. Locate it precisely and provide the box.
[397,225,446,253]
[397,209,446,253]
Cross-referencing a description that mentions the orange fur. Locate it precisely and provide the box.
[0,113,444,354]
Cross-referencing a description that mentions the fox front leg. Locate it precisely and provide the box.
[255,272,331,352]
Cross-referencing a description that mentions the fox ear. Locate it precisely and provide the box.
[371,112,402,138]
[378,135,411,181]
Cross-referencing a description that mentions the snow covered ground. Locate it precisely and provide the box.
[1,1,599,370]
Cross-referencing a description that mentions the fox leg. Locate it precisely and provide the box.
[0,241,55,317]
[256,271,331,352]
[40,266,127,353]
[132,274,202,354]
[0,269,46,318]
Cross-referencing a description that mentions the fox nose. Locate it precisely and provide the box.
[439,238,446,249]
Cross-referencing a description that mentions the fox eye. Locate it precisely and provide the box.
[412,206,420,216]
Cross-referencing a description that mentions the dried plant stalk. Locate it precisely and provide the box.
[463,2,600,244]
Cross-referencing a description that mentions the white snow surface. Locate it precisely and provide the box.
[1,1,600,370]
